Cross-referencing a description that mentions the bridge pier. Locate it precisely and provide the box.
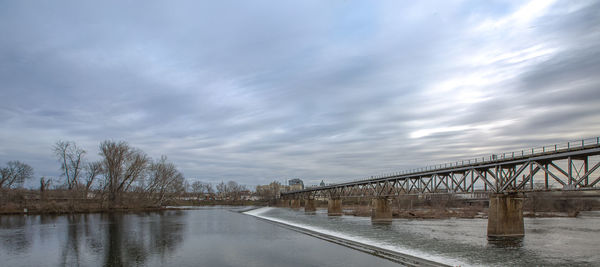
[304,198,316,213]
[328,198,343,216]
[371,197,393,223]
[487,193,524,239]
[291,199,301,209]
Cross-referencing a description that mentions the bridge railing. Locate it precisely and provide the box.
[344,136,600,184]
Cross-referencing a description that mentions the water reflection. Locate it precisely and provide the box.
[1,208,402,267]
[105,213,124,267]
[0,215,32,254]
[62,215,82,266]
[0,211,187,267]
[102,211,186,266]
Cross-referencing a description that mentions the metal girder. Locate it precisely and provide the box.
[574,161,600,186]
[500,162,530,192]
[534,162,566,186]
[281,145,600,199]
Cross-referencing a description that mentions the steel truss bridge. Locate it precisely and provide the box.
[282,137,600,200]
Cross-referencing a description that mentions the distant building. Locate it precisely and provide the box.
[239,190,260,201]
[256,182,284,199]
[280,185,291,193]
[320,180,325,186]
[288,178,304,191]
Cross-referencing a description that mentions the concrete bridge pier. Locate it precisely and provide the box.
[328,198,343,216]
[304,198,316,213]
[487,193,524,240]
[371,197,393,223]
[291,199,301,209]
[277,198,285,207]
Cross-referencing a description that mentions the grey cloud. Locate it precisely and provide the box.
[1,0,599,186]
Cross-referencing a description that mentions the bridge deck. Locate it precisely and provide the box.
[282,138,600,197]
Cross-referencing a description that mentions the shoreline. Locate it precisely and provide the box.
[281,205,588,220]
[0,201,268,216]
[2,201,590,219]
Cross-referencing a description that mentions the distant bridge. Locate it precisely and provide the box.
[280,137,600,239]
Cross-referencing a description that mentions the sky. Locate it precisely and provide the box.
[1,0,600,188]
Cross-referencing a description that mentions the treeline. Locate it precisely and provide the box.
[1,140,251,209]
[189,180,248,201]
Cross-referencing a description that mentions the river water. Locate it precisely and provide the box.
[0,207,399,267]
[247,207,600,266]
[1,207,599,266]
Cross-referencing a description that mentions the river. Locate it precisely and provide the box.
[0,207,399,267]
[1,207,599,266]
[247,207,600,266]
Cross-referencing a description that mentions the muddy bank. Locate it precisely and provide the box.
[342,205,486,219]
[0,199,268,215]
[340,205,584,219]
[321,191,600,219]
[0,202,172,215]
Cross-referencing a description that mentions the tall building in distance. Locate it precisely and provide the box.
[288,178,304,191]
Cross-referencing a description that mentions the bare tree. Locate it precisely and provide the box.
[83,161,103,196]
[0,161,34,189]
[40,176,52,192]
[40,176,52,200]
[191,181,214,200]
[169,174,185,196]
[202,182,214,199]
[191,181,203,200]
[53,140,86,190]
[146,156,185,205]
[216,181,228,200]
[227,181,246,201]
[99,140,149,206]
[215,181,246,200]
[256,185,270,200]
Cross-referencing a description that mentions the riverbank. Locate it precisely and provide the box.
[0,203,164,215]
[0,188,270,216]
[341,205,586,219]
[0,199,268,215]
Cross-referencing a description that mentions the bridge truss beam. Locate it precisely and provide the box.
[282,146,600,200]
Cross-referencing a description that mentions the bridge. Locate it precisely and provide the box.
[280,137,600,239]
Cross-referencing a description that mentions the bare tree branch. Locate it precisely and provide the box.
[99,140,149,206]
[53,140,86,190]
[0,161,34,189]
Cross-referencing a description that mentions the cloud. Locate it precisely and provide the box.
[0,0,599,187]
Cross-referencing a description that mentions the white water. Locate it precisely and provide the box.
[245,207,467,266]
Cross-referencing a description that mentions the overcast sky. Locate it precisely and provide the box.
[1,0,599,187]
